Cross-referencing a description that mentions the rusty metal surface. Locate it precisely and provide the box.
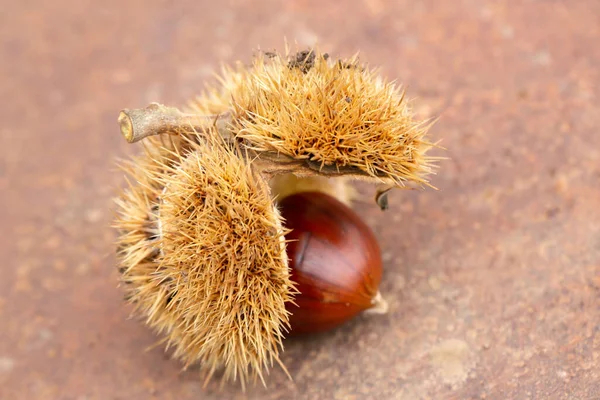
[2,1,600,399]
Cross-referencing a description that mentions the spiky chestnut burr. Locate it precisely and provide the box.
[114,48,439,387]
[115,132,294,388]
[119,50,438,202]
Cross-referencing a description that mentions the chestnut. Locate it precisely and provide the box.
[279,191,387,335]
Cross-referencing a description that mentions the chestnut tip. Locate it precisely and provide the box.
[364,291,389,315]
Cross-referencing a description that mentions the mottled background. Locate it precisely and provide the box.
[2,1,599,399]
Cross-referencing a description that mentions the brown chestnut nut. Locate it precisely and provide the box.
[279,191,387,335]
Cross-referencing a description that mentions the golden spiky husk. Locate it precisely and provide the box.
[114,132,294,387]
[189,49,436,187]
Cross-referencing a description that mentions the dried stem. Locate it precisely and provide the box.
[118,103,231,143]
[375,185,394,211]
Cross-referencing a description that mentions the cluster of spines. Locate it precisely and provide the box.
[189,49,436,187]
[114,132,294,388]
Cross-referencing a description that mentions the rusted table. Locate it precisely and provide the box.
[2,1,599,399]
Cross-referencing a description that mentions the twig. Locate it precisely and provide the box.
[118,103,231,143]
[375,185,394,211]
